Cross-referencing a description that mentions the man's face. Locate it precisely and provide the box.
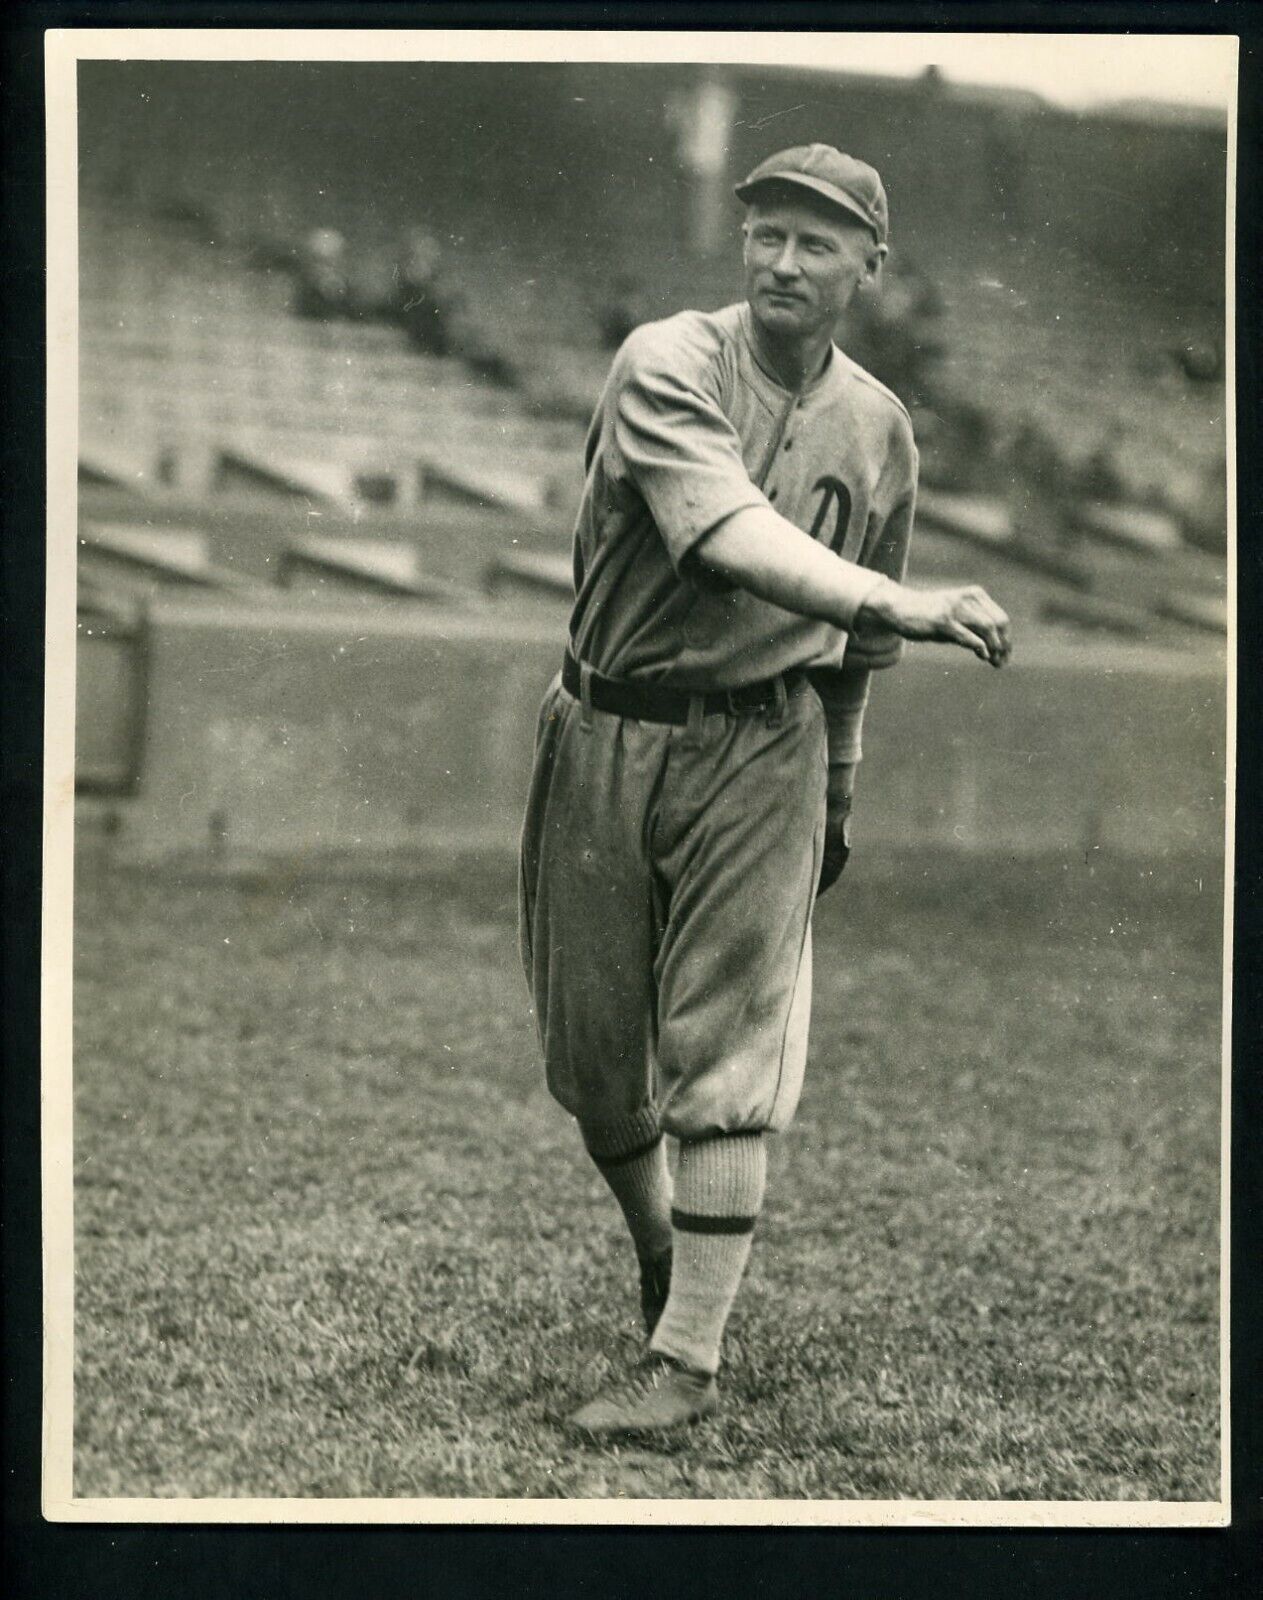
[742,190,884,342]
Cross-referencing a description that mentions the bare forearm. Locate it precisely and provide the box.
[827,760,858,807]
[696,505,1012,668]
[694,505,887,631]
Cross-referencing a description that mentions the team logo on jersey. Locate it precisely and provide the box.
[808,476,854,554]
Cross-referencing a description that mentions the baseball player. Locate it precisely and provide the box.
[518,144,1011,1438]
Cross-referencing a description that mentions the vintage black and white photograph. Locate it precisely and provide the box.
[43,28,1235,1521]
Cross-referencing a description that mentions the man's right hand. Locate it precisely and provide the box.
[859,580,1012,668]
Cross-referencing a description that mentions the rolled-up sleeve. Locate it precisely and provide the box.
[608,325,769,573]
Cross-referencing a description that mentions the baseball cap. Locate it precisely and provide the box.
[734,144,889,245]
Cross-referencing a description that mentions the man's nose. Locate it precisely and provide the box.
[771,242,801,278]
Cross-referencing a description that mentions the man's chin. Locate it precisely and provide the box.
[753,298,811,332]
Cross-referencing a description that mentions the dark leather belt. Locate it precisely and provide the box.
[562,649,804,726]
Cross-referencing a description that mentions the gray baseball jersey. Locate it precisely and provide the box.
[568,300,918,695]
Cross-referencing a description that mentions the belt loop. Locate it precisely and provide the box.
[685,691,706,747]
[766,674,788,728]
[579,661,595,731]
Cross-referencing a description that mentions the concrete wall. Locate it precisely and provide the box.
[111,600,1226,866]
[860,643,1226,856]
[117,602,567,861]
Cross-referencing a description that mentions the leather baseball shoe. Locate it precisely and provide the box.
[639,1247,672,1335]
[565,1354,718,1440]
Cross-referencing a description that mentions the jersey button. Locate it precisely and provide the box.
[768,488,778,502]
[783,438,794,452]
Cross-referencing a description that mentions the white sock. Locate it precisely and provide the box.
[650,1133,766,1376]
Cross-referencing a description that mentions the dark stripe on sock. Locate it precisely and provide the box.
[671,1208,758,1236]
[592,1134,662,1170]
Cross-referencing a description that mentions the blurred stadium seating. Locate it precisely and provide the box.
[79,196,587,514]
[78,191,1226,610]
[73,61,1229,849]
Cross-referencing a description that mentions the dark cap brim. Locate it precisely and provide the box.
[734,172,884,241]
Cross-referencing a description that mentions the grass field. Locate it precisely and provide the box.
[71,844,1223,1503]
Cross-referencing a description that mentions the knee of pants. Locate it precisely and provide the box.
[655,1057,775,1143]
[655,930,813,1141]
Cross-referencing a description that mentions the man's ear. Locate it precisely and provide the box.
[865,243,888,286]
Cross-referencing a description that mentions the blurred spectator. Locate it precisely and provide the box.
[915,397,1001,493]
[1007,415,1068,491]
[1076,422,1129,503]
[461,339,521,389]
[389,227,527,384]
[1169,455,1229,556]
[1004,414,1079,550]
[1170,339,1223,385]
[388,227,462,355]
[595,275,645,351]
[845,256,945,408]
[292,227,352,321]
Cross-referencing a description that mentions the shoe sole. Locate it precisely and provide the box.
[563,1396,720,1443]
